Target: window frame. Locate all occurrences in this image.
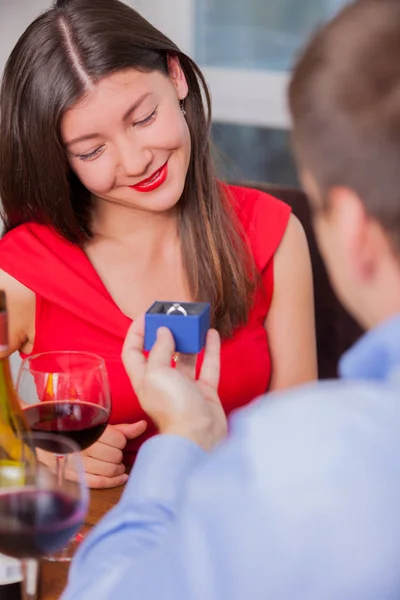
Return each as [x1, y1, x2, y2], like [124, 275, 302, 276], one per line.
[129, 0, 291, 129]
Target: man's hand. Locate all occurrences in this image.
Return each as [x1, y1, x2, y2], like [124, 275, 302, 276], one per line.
[122, 318, 227, 451]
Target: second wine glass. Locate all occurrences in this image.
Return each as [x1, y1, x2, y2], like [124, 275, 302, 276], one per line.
[16, 351, 111, 561]
[0, 432, 88, 600]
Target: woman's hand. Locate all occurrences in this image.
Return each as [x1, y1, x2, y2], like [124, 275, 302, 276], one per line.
[81, 421, 147, 488]
[122, 318, 227, 452]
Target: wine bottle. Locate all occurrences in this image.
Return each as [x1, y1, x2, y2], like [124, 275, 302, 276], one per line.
[0, 290, 33, 600]
[0, 554, 22, 600]
[0, 291, 32, 463]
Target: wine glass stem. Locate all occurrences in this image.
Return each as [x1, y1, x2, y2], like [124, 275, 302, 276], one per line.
[20, 559, 39, 600]
[55, 454, 67, 486]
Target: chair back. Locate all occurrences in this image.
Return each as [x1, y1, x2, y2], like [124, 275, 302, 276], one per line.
[232, 181, 363, 379]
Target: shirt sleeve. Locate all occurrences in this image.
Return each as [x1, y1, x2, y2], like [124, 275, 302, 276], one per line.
[62, 382, 400, 600]
[62, 434, 207, 600]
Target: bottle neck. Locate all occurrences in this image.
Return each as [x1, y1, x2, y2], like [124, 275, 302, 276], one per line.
[0, 309, 17, 417]
[0, 310, 9, 356]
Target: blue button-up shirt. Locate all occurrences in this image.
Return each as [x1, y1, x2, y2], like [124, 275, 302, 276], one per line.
[62, 315, 400, 600]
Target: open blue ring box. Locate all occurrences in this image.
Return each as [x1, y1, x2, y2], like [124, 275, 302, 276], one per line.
[144, 301, 211, 354]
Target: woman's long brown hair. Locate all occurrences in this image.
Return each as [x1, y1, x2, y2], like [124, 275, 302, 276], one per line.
[0, 0, 256, 337]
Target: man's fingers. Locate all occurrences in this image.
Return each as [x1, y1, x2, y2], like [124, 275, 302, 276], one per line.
[175, 353, 197, 379]
[147, 327, 176, 369]
[198, 329, 221, 391]
[122, 315, 147, 389]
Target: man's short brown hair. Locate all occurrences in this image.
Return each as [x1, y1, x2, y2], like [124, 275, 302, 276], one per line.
[289, 0, 400, 246]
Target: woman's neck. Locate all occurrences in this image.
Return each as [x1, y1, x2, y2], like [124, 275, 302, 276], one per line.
[89, 196, 179, 250]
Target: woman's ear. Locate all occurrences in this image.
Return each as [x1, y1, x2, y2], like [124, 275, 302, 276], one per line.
[167, 54, 189, 101]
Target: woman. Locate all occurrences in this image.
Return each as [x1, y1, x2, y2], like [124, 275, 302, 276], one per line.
[0, 0, 317, 488]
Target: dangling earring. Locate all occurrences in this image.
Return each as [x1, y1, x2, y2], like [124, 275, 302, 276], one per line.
[180, 99, 186, 116]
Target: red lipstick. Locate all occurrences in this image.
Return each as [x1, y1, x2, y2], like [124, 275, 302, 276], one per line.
[130, 161, 168, 193]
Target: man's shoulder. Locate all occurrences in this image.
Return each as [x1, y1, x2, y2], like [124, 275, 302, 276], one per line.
[238, 378, 399, 424]
[231, 379, 400, 478]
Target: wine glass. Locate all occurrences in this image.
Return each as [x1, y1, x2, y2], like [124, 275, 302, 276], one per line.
[0, 432, 88, 600]
[16, 351, 111, 560]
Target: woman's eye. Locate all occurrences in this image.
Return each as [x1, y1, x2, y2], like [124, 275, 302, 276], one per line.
[134, 108, 158, 128]
[74, 108, 158, 161]
[77, 146, 104, 162]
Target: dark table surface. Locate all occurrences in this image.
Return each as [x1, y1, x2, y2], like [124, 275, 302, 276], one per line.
[40, 485, 124, 600]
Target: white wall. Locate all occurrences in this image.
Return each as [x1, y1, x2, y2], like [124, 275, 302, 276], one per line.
[0, 1, 51, 76]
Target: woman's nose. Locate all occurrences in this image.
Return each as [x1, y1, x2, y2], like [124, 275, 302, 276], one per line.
[118, 140, 153, 179]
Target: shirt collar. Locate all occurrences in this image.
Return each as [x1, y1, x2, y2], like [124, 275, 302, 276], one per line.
[339, 313, 400, 381]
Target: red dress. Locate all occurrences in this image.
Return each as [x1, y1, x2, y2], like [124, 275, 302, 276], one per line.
[0, 185, 290, 463]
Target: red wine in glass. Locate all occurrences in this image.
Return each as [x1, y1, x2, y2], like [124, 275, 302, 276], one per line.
[0, 432, 88, 599]
[23, 401, 109, 451]
[17, 351, 111, 562]
[0, 489, 85, 558]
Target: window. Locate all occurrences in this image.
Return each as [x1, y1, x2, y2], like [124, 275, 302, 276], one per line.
[131, 0, 348, 184]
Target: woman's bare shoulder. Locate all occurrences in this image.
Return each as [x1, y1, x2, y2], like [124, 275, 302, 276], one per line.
[0, 269, 35, 354]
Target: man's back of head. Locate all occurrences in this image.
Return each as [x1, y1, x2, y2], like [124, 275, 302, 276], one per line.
[289, 0, 400, 330]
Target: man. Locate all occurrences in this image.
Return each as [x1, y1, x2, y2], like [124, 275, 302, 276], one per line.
[62, 1, 400, 598]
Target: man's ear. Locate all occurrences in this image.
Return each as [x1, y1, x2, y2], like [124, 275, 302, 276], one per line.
[329, 186, 378, 280]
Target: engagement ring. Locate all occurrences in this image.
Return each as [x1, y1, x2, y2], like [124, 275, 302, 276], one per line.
[166, 303, 188, 316]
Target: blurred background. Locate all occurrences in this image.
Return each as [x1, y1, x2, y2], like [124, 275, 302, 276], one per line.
[1, 0, 348, 188]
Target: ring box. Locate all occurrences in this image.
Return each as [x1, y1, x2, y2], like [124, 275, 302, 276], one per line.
[144, 301, 211, 354]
